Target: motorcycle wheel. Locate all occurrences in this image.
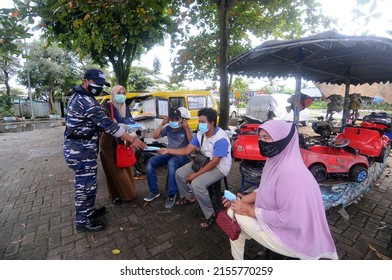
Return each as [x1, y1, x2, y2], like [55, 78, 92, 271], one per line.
[134, 150, 156, 174]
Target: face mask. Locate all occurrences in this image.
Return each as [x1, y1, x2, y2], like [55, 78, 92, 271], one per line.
[258, 124, 296, 157]
[114, 94, 126, 104]
[169, 121, 180, 129]
[198, 123, 209, 134]
[87, 83, 103, 96]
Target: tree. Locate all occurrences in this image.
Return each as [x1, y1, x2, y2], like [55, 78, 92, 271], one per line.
[0, 2, 33, 96]
[32, 0, 177, 87]
[129, 66, 170, 91]
[170, 0, 329, 129]
[17, 40, 79, 113]
[153, 56, 162, 75]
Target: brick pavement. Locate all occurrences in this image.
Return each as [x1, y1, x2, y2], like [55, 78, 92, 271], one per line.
[0, 121, 391, 260]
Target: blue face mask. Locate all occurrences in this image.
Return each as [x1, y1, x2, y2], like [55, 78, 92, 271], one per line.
[198, 123, 209, 134]
[169, 121, 180, 129]
[114, 94, 126, 104]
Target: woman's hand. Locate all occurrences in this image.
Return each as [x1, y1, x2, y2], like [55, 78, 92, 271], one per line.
[230, 199, 255, 217]
[132, 137, 147, 150]
[222, 197, 231, 209]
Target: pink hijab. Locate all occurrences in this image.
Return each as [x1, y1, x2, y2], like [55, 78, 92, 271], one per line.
[110, 85, 126, 118]
[255, 120, 338, 260]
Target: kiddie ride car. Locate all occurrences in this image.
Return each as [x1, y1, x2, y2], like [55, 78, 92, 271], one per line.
[361, 111, 392, 140]
[336, 122, 390, 164]
[233, 121, 372, 210]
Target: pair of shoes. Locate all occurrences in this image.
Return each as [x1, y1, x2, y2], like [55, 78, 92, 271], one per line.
[199, 212, 216, 230]
[76, 221, 105, 232]
[176, 196, 196, 206]
[144, 192, 160, 202]
[92, 206, 106, 218]
[165, 195, 176, 209]
[112, 198, 122, 205]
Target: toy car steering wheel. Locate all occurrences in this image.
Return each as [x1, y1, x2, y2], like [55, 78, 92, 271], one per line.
[330, 138, 350, 148]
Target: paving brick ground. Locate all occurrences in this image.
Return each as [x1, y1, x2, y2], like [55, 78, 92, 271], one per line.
[0, 121, 391, 260]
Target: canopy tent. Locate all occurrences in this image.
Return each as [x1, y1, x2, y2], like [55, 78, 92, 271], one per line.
[315, 82, 392, 104]
[227, 31, 392, 126]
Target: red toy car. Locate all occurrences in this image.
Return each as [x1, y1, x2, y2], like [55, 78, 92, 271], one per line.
[300, 138, 369, 183]
[361, 112, 392, 140]
[336, 125, 390, 163]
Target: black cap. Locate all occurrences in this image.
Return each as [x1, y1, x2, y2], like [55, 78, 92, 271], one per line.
[83, 69, 110, 87]
[169, 108, 181, 118]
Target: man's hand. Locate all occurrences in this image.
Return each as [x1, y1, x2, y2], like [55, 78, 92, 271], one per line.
[158, 148, 169, 155]
[182, 119, 190, 130]
[186, 172, 198, 182]
[162, 116, 169, 125]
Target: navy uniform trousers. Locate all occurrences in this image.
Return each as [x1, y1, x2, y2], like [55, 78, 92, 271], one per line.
[64, 135, 100, 226]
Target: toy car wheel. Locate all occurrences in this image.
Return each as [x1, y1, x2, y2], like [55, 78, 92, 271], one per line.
[375, 147, 387, 163]
[349, 165, 367, 183]
[309, 164, 327, 183]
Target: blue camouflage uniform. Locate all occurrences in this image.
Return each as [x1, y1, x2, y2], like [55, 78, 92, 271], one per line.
[63, 85, 125, 226]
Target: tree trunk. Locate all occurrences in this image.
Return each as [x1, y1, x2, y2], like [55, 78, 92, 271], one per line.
[3, 69, 11, 96]
[217, 0, 231, 130]
[48, 89, 55, 113]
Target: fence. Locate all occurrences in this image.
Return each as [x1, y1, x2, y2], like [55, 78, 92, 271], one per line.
[13, 100, 62, 118]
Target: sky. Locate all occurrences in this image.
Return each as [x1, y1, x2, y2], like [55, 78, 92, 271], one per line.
[2, 0, 391, 89]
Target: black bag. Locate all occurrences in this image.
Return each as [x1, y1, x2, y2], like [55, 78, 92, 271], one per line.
[191, 135, 210, 172]
[192, 153, 210, 172]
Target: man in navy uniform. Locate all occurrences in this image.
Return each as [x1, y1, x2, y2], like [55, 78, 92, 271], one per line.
[64, 69, 146, 232]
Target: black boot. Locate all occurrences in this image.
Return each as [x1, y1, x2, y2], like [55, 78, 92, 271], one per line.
[92, 206, 106, 218]
[76, 221, 105, 232]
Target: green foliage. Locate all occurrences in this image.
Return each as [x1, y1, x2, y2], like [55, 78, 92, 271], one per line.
[32, 0, 176, 87]
[0, 94, 14, 117]
[232, 77, 249, 93]
[309, 100, 327, 109]
[170, 0, 329, 82]
[153, 56, 161, 75]
[128, 66, 155, 91]
[17, 40, 80, 108]
[0, 2, 33, 60]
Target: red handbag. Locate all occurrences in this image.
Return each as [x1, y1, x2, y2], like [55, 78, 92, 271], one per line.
[216, 209, 241, 241]
[116, 143, 136, 168]
[110, 102, 137, 168]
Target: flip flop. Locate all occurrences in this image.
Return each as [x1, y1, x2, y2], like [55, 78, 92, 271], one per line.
[199, 212, 216, 230]
[176, 197, 196, 206]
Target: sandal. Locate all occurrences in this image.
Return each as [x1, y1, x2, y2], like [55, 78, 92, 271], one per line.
[176, 196, 196, 206]
[199, 212, 216, 230]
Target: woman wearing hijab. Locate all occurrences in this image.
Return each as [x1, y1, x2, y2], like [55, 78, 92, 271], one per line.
[99, 85, 138, 205]
[223, 120, 338, 260]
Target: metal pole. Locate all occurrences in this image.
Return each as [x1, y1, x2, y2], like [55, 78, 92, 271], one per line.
[27, 68, 35, 119]
[24, 40, 35, 120]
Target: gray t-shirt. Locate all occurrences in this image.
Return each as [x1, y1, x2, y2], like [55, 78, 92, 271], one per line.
[161, 126, 191, 149]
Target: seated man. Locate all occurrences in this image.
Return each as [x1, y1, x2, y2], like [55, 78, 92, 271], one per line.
[144, 107, 193, 209]
[158, 108, 232, 229]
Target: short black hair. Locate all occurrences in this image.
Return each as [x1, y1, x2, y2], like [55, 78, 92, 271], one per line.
[198, 108, 217, 127]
